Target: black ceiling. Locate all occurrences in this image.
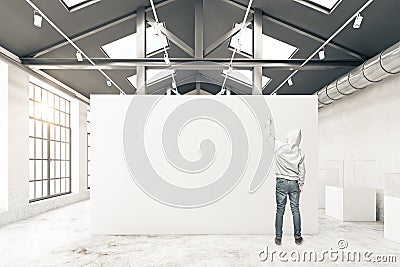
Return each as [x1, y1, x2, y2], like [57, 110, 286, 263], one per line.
[0, 0, 399, 97]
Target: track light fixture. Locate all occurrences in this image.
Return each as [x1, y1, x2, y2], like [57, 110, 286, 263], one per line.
[353, 13, 363, 29]
[106, 80, 112, 87]
[288, 77, 294, 86]
[236, 37, 243, 53]
[33, 10, 42, 28]
[76, 51, 83, 62]
[318, 48, 326, 60]
[171, 79, 177, 89]
[217, 89, 226, 95]
[153, 22, 164, 36]
[227, 64, 233, 74]
[163, 53, 170, 66]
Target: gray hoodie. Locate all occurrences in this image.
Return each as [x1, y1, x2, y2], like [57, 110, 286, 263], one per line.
[268, 128, 306, 189]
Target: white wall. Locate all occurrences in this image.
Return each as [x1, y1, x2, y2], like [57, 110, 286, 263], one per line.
[0, 61, 89, 226]
[0, 60, 8, 211]
[318, 73, 400, 217]
[91, 95, 318, 235]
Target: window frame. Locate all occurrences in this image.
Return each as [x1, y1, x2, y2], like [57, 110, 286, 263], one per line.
[293, 0, 342, 14]
[29, 82, 72, 203]
[100, 26, 170, 60]
[59, 0, 101, 12]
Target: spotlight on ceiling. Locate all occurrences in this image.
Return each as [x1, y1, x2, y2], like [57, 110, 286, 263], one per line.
[172, 79, 177, 89]
[163, 53, 170, 66]
[153, 22, 164, 36]
[318, 48, 326, 60]
[288, 77, 294, 87]
[76, 51, 83, 62]
[106, 80, 112, 87]
[353, 13, 363, 29]
[227, 64, 233, 74]
[33, 10, 42, 28]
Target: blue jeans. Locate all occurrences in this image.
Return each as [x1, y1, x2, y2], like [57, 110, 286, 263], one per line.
[275, 177, 301, 239]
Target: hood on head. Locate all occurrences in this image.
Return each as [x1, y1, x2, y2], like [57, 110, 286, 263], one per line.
[285, 129, 302, 146]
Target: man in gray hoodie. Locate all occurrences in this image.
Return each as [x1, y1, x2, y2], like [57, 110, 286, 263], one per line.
[267, 120, 305, 245]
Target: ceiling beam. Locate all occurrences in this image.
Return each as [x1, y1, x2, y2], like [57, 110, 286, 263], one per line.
[219, 0, 368, 60]
[195, 0, 204, 58]
[146, 17, 195, 57]
[24, 0, 177, 58]
[21, 57, 363, 70]
[204, 14, 253, 57]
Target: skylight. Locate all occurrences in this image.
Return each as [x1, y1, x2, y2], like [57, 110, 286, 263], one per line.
[60, 0, 101, 12]
[127, 69, 175, 89]
[221, 69, 272, 89]
[229, 25, 253, 58]
[101, 28, 169, 58]
[228, 24, 298, 59]
[294, 0, 342, 14]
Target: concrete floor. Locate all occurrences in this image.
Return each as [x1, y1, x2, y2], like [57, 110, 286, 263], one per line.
[0, 201, 399, 266]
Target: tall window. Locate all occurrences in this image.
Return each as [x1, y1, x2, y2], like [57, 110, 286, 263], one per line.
[29, 83, 71, 202]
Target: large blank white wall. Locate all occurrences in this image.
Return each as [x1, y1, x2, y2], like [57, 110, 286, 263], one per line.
[318, 73, 400, 216]
[91, 95, 318, 235]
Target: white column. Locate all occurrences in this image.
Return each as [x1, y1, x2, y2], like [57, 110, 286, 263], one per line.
[252, 9, 263, 95]
[7, 64, 30, 210]
[136, 7, 146, 94]
[0, 60, 9, 211]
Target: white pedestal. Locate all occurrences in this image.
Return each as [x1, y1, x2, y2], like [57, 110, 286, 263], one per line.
[384, 197, 400, 243]
[325, 186, 376, 221]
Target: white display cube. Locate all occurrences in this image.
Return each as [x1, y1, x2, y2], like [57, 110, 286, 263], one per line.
[384, 173, 400, 243]
[325, 185, 376, 221]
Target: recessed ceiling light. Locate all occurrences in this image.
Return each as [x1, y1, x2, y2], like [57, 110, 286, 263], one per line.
[106, 80, 112, 87]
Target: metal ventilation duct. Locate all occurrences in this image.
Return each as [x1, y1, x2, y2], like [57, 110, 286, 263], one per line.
[317, 40, 400, 108]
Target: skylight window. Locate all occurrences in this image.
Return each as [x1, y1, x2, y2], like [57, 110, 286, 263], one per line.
[229, 24, 298, 59]
[229, 25, 253, 58]
[294, 0, 342, 14]
[221, 69, 272, 89]
[127, 69, 175, 89]
[60, 0, 101, 12]
[101, 28, 169, 58]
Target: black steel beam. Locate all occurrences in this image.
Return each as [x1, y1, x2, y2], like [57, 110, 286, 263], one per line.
[21, 57, 363, 70]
